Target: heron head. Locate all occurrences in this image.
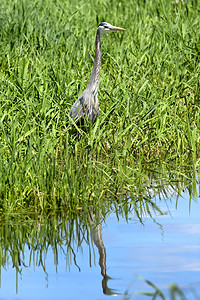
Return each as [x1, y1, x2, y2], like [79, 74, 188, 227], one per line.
[98, 22, 125, 34]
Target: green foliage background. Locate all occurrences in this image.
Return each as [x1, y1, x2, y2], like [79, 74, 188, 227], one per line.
[0, 0, 200, 211]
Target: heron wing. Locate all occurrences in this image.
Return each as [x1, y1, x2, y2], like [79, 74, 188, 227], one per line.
[69, 94, 89, 122]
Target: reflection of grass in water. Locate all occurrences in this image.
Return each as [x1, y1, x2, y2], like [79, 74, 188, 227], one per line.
[124, 276, 198, 300]
[0, 210, 99, 293]
[0, 0, 200, 212]
[0, 182, 198, 295]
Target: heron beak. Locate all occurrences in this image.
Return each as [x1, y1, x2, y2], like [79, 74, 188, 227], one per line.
[110, 25, 126, 31]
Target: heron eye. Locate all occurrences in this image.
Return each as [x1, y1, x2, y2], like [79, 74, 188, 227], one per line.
[104, 25, 108, 29]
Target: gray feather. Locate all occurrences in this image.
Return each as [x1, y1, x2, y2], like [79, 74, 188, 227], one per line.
[69, 88, 99, 122]
[68, 22, 125, 124]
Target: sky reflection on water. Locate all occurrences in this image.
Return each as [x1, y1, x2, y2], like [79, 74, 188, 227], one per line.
[0, 192, 200, 300]
[104, 194, 200, 299]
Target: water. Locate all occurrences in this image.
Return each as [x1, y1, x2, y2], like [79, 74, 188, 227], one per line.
[0, 192, 199, 299]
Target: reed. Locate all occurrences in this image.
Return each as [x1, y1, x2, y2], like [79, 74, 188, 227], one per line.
[0, 0, 200, 210]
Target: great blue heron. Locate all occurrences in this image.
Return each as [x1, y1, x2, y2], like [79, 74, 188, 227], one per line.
[69, 22, 125, 124]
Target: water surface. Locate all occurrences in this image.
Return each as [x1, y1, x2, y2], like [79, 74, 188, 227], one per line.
[0, 191, 199, 300]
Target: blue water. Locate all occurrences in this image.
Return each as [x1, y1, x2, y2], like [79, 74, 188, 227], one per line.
[0, 193, 200, 299]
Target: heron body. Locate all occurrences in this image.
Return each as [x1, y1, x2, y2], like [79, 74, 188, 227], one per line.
[69, 22, 125, 124]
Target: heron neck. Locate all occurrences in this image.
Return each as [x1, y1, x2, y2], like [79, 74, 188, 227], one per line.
[88, 28, 101, 94]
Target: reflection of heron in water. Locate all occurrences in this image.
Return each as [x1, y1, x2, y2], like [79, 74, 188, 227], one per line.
[89, 211, 120, 296]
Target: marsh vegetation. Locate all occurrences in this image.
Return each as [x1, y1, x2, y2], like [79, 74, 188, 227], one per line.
[0, 169, 199, 299]
[0, 0, 200, 298]
[1, 0, 200, 212]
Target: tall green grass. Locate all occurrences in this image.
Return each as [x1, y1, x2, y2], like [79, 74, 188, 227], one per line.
[0, 0, 200, 210]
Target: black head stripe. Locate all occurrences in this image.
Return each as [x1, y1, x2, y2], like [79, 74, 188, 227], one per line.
[98, 22, 107, 27]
